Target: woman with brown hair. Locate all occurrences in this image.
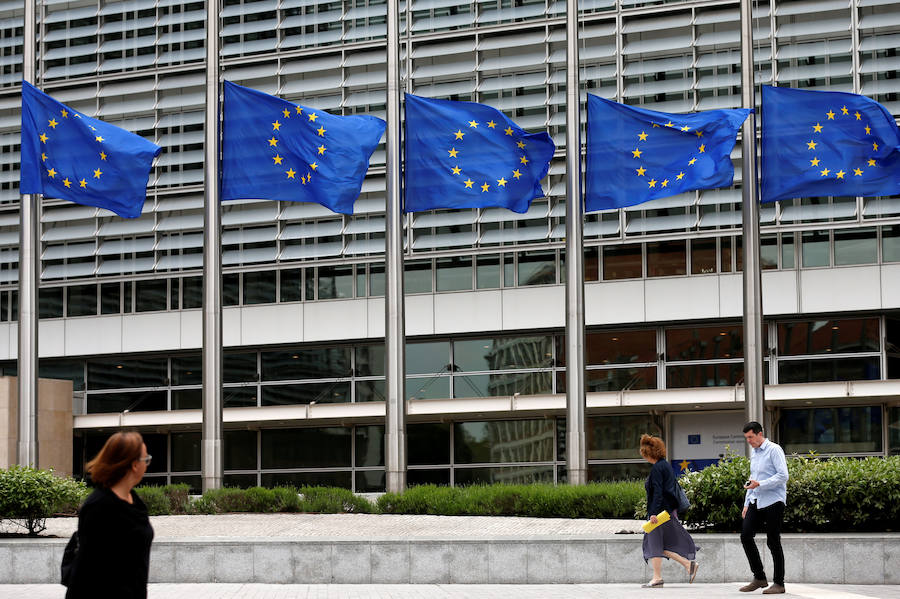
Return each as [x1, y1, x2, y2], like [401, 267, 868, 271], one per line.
[639, 433, 698, 588]
[65, 431, 154, 599]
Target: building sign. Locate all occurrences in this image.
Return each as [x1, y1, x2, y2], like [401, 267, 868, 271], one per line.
[670, 412, 746, 474]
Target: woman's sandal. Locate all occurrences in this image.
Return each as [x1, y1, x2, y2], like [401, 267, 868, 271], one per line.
[689, 561, 700, 583]
[641, 579, 664, 588]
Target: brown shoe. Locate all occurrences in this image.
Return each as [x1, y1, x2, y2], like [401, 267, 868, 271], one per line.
[762, 584, 785, 594]
[739, 579, 769, 592]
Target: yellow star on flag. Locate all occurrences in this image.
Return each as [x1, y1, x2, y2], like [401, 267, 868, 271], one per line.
[813, 123, 823, 133]
[282, 109, 291, 118]
[481, 182, 489, 192]
[664, 122, 674, 127]
[695, 130, 703, 137]
[841, 106, 849, 115]
[826, 110, 835, 120]
[676, 172, 684, 180]
[272, 121, 281, 130]
[309, 162, 318, 170]
[873, 142, 879, 151]
[698, 144, 706, 153]
[451, 166, 461, 175]
[60, 109, 68, 118]
[519, 156, 529, 165]
[855, 111, 861, 120]
[636, 166, 646, 176]
[638, 131, 648, 141]
[79, 179, 87, 188]
[317, 126, 326, 136]
[688, 158, 697, 166]
[516, 141, 526, 149]
[810, 157, 820, 166]
[836, 170, 845, 179]
[93, 168, 102, 178]
[47, 167, 57, 178]
[39, 133, 48, 143]
[648, 179, 657, 188]
[448, 148, 459, 158]
[273, 155, 283, 165]
[95, 135, 104, 143]
[286, 168, 296, 179]
[853, 168, 863, 176]
[63, 178, 71, 188]
[497, 177, 507, 187]
[454, 130, 465, 140]
[512, 169, 522, 179]
[632, 148, 642, 158]
[317, 145, 326, 155]
[865, 125, 871, 135]
[679, 460, 690, 472]
[807, 140, 817, 150]
[308, 113, 318, 122]
[295, 106, 303, 115]
[268, 137, 279, 147]
[48, 118, 58, 129]
[464, 179, 474, 188]
[487, 120, 496, 129]
[468, 120, 478, 128]
[680, 125, 690, 132]
[100, 152, 107, 161]
[504, 127, 513, 136]
[41, 153, 47, 162]
[661, 179, 669, 187]
[820, 168, 830, 177]
[868, 159, 876, 167]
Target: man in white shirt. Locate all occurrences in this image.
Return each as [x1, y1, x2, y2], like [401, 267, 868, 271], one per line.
[739, 421, 789, 595]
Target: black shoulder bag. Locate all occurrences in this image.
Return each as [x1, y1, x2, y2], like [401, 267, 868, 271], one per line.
[61, 531, 79, 587]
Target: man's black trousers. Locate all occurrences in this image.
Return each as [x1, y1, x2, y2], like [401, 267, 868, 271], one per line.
[741, 501, 785, 586]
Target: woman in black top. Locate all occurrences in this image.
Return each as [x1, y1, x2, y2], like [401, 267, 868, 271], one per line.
[640, 434, 698, 588]
[66, 431, 155, 599]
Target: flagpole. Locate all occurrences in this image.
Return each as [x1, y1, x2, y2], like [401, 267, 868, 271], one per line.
[564, 0, 587, 486]
[201, 0, 224, 492]
[17, 0, 39, 468]
[739, 0, 765, 432]
[384, 0, 407, 493]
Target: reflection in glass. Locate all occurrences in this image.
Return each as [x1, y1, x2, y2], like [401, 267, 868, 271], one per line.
[647, 240, 686, 277]
[39, 287, 64, 319]
[436, 256, 472, 291]
[760, 235, 778, 270]
[224, 473, 258, 489]
[39, 360, 85, 391]
[355, 425, 384, 467]
[261, 382, 351, 405]
[889, 407, 900, 455]
[476, 254, 501, 289]
[780, 406, 882, 454]
[261, 348, 351, 380]
[883, 225, 900, 263]
[777, 357, 879, 383]
[408, 469, 450, 486]
[356, 470, 385, 492]
[455, 465, 554, 485]
[408, 423, 451, 465]
[455, 336, 552, 372]
[224, 386, 258, 408]
[454, 419, 555, 464]
[261, 471, 352, 489]
[87, 358, 168, 390]
[406, 376, 450, 400]
[67, 284, 97, 317]
[356, 380, 386, 402]
[834, 228, 877, 266]
[224, 353, 258, 383]
[171, 432, 201, 472]
[369, 263, 385, 296]
[518, 250, 556, 286]
[406, 341, 449, 375]
[585, 247, 600, 281]
[454, 372, 552, 397]
[223, 273, 240, 306]
[87, 391, 167, 413]
[666, 325, 743, 361]
[782, 233, 795, 269]
[802, 231, 830, 267]
[581, 367, 656, 392]
[280, 269, 302, 302]
[691, 238, 717, 274]
[587, 415, 656, 460]
[318, 265, 353, 299]
[580, 330, 656, 365]
[261, 427, 352, 469]
[720, 236, 733, 273]
[777, 318, 879, 356]
[101, 282, 121, 314]
[666, 363, 744, 388]
[172, 389, 201, 410]
[589, 462, 652, 482]
[243, 270, 277, 304]
[171, 355, 202, 386]
[405, 260, 432, 293]
[182, 276, 202, 308]
[603, 244, 642, 280]
[356, 344, 385, 376]
[135, 279, 167, 312]
[170, 475, 201, 495]
[225, 430, 258, 470]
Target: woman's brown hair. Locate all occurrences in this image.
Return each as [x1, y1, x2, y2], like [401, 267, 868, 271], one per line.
[86, 431, 144, 487]
[639, 434, 666, 461]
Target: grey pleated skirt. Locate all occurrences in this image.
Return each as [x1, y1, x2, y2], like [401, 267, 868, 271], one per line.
[642, 510, 698, 562]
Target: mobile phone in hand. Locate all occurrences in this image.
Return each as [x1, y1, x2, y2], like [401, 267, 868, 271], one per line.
[743, 480, 752, 488]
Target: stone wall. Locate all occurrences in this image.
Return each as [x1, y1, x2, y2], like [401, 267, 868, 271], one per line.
[0, 376, 73, 477]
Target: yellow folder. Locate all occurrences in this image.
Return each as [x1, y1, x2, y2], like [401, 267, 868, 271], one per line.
[641, 510, 671, 533]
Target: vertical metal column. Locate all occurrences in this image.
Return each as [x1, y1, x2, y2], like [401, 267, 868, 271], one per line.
[17, 0, 39, 468]
[201, 0, 223, 492]
[740, 0, 765, 429]
[384, 0, 407, 493]
[564, 0, 587, 486]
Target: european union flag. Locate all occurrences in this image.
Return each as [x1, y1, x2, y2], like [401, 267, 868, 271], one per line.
[19, 81, 161, 219]
[585, 95, 751, 212]
[404, 94, 555, 213]
[222, 81, 385, 215]
[761, 86, 900, 203]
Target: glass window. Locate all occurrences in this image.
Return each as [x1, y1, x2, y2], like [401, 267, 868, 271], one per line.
[454, 419, 555, 464]
[143, 433, 168, 474]
[262, 347, 351, 380]
[406, 376, 450, 400]
[666, 363, 744, 388]
[647, 240, 686, 277]
[603, 244, 642, 280]
[224, 430, 257, 470]
[261, 382, 351, 405]
[224, 353, 258, 383]
[261, 471, 352, 489]
[171, 432, 201, 472]
[518, 251, 556, 286]
[581, 367, 656, 392]
[834, 228, 877, 266]
[666, 325, 743, 361]
[404, 260, 432, 293]
[777, 318, 879, 356]
[691, 238, 716, 274]
[224, 473, 258, 489]
[182, 276, 202, 309]
[760, 235, 778, 270]
[123, 282, 133, 313]
[224, 386, 258, 408]
[0, 291, 8, 322]
[355, 344, 384, 376]
[720, 237, 733, 273]
[575, 330, 657, 366]
[476, 254, 501, 289]
[802, 231, 830, 267]
[261, 427, 352, 469]
[39, 287, 64, 319]
[780, 406, 882, 454]
[408, 469, 450, 486]
[39, 359, 85, 391]
[369, 263, 385, 296]
[454, 336, 552, 372]
[586, 414, 656, 460]
[356, 470, 385, 492]
[135, 279, 167, 312]
[280, 268, 302, 302]
[436, 256, 472, 292]
[356, 380, 385, 402]
[889, 407, 900, 456]
[406, 341, 449, 375]
[171, 355, 202, 386]
[318, 265, 353, 299]
[67, 284, 97, 317]
[305, 269, 316, 300]
[355, 425, 384, 467]
[782, 233, 796, 269]
[87, 358, 168, 390]
[243, 270, 277, 304]
[223, 273, 240, 306]
[778, 357, 880, 383]
[86, 391, 167, 413]
[588, 462, 651, 482]
[455, 465, 554, 485]
[408, 423, 451, 465]
[883, 226, 900, 263]
[170, 280, 179, 310]
[172, 389, 201, 410]
[503, 254, 514, 286]
[454, 372, 551, 397]
[585, 247, 600, 281]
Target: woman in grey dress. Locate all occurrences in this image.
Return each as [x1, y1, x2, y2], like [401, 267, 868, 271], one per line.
[639, 434, 699, 588]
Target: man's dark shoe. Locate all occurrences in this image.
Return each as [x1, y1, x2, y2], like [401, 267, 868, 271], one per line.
[762, 584, 785, 594]
[739, 579, 769, 592]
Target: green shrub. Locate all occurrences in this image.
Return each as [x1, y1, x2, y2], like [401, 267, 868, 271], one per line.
[135, 485, 171, 515]
[299, 486, 373, 513]
[681, 452, 900, 532]
[0, 466, 88, 535]
[187, 486, 372, 514]
[376, 482, 644, 519]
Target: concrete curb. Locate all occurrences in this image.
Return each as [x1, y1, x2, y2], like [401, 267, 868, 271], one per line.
[1, 534, 897, 585]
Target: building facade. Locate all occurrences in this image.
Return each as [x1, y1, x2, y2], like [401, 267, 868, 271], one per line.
[0, 0, 898, 492]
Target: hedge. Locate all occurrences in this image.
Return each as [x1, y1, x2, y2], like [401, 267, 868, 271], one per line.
[0, 466, 88, 535]
[377, 482, 644, 519]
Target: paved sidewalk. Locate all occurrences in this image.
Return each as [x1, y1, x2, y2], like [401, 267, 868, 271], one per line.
[41, 513, 645, 539]
[1, 583, 898, 599]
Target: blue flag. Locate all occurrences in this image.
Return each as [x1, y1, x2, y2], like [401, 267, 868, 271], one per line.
[404, 94, 555, 213]
[761, 86, 900, 203]
[222, 81, 385, 215]
[19, 81, 161, 219]
[585, 94, 751, 212]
